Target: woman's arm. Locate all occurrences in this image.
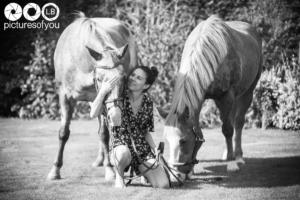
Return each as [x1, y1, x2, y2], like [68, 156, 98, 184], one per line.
[145, 131, 156, 151]
[89, 90, 107, 118]
[90, 76, 120, 118]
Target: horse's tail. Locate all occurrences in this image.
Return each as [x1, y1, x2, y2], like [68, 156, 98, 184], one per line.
[171, 15, 233, 117]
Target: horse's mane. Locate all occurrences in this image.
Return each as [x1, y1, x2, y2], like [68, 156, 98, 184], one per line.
[166, 15, 233, 125]
[69, 12, 117, 61]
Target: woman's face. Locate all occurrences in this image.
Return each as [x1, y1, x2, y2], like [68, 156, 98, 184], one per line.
[128, 68, 150, 92]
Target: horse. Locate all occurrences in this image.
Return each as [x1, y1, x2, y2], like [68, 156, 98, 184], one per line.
[161, 15, 262, 182]
[47, 12, 137, 181]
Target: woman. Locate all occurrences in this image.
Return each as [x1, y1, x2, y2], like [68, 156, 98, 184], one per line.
[91, 66, 170, 188]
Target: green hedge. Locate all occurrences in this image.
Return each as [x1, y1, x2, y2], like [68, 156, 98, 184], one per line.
[2, 0, 300, 130]
[249, 56, 300, 130]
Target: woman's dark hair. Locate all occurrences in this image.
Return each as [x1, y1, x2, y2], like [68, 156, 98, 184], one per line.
[128, 66, 159, 91]
[139, 66, 158, 85]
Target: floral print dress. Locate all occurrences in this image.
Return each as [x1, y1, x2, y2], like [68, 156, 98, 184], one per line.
[111, 90, 155, 174]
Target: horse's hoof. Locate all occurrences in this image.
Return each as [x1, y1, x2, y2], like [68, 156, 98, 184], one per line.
[105, 166, 115, 181]
[227, 161, 240, 172]
[236, 157, 245, 165]
[47, 166, 61, 180]
[198, 166, 212, 174]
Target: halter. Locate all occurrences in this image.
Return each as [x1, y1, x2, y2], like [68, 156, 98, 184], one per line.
[170, 127, 205, 168]
[157, 126, 205, 187]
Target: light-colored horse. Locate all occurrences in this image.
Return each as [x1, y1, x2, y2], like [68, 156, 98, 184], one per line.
[162, 15, 262, 181]
[47, 13, 137, 180]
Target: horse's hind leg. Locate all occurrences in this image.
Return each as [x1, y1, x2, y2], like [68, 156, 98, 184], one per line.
[47, 88, 75, 180]
[234, 90, 254, 165]
[93, 115, 115, 181]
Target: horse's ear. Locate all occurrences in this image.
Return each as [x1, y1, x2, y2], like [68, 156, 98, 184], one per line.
[117, 44, 128, 58]
[155, 106, 169, 122]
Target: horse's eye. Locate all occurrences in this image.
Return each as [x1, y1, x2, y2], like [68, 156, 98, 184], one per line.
[86, 46, 103, 60]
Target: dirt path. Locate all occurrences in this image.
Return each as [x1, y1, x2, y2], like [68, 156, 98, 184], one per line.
[0, 118, 299, 200]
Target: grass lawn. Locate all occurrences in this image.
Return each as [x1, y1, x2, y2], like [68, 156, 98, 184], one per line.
[0, 118, 299, 200]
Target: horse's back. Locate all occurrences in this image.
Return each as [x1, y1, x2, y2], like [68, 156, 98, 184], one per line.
[227, 21, 262, 94]
[227, 21, 262, 51]
[207, 20, 262, 99]
[91, 18, 131, 41]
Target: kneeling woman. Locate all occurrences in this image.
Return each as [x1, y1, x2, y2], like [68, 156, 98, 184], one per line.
[111, 66, 170, 188]
[90, 66, 170, 188]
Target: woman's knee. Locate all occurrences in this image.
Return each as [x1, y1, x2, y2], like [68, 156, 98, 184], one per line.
[112, 145, 131, 167]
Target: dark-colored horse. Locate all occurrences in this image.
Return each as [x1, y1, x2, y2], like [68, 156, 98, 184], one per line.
[47, 13, 137, 180]
[162, 15, 262, 181]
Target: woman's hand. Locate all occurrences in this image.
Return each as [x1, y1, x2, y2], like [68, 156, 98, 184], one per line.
[90, 76, 120, 118]
[99, 76, 120, 96]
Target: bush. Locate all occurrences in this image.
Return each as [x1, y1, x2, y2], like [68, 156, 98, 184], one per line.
[116, 0, 199, 107]
[11, 35, 92, 119]
[199, 100, 221, 128]
[248, 55, 300, 130]
[11, 35, 59, 119]
[3, 0, 299, 131]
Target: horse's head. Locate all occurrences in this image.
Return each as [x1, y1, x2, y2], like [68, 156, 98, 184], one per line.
[160, 107, 204, 182]
[86, 40, 129, 123]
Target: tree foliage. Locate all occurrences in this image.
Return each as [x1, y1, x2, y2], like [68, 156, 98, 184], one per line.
[1, 0, 299, 129]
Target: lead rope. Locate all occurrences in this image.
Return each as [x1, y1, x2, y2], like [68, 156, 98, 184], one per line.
[110, 126, 160, 186]
[124, 133, 159, 186]
[155, 142, 183, 187]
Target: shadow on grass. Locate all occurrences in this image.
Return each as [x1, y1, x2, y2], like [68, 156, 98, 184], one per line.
[191, 156, 300, 188]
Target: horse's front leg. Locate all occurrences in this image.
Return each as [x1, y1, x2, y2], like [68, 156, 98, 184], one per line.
[92, 116, 105, 167]
[215, 92, 240, 172]
[94, 115, 115, 181]
[47, 90, 75, 180]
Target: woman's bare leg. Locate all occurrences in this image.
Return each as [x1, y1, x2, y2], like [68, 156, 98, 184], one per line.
[111, 145, 131, 188]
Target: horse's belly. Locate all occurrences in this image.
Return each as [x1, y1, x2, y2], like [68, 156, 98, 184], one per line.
[205, 55, 241, 99]
[62, 69, 97, 101]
